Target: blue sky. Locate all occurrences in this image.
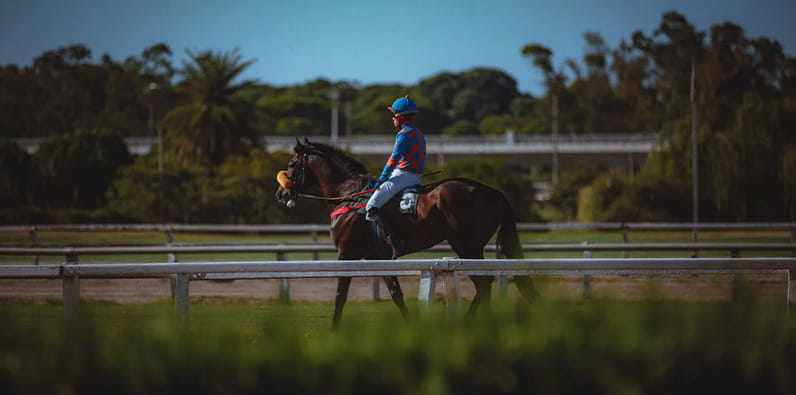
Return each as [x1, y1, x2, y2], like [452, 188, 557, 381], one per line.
[1, 0, 794, 95]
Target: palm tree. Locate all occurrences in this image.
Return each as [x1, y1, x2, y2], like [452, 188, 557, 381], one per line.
[521, 43, 566, 185]
[161, 48, 256, 169]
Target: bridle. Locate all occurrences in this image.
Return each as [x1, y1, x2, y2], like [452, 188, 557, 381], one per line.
[285, 150, 376, 203]
[289, 152, 309, 190]
[283, 146, 439, 203]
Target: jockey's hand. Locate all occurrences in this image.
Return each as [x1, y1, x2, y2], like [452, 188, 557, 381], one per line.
[365, 178, 377, 189]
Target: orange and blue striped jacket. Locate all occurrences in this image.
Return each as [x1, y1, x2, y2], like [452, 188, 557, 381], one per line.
[378, 124, 426, 182]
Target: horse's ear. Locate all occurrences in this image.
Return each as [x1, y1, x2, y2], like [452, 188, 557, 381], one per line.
[304, 137, 311, 145]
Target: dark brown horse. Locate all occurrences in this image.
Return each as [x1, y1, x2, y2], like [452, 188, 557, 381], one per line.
[276, 139, 538, 327]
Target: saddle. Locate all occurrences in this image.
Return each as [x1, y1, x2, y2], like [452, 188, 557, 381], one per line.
[330, 184, 420, 219]
[362, 185, 420, 215]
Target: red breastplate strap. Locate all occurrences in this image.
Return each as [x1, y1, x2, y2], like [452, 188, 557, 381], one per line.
[329, 202, 367, 218]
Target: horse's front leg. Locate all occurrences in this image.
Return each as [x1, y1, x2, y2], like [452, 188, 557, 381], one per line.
[382, 276, 408, 318]
[332, 276, 352, 330]
[332, 250, 359, 330]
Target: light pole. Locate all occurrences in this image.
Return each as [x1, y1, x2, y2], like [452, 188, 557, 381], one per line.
[551, 92, 559, 186]
[690, 58, 699, 248]
[144, 82, 165, 220]
[328, 87, 340, 144]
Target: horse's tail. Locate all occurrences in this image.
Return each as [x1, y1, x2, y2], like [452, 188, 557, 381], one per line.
[496, 193, 524, 259]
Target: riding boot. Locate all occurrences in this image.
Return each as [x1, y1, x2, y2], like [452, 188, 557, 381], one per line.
[365, 207, 380, 222]
[378, 214, 405, 259]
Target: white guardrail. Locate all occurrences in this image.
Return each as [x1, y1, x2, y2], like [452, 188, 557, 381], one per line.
[3, 257, 796, 326]
[1, 222, 795, 326]
[2, 222, 795, 233]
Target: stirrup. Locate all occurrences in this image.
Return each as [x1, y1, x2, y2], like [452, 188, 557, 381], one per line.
[365, 208, 380, 222]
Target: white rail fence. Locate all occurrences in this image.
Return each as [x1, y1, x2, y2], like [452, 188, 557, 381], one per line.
[2, 222, 795, 235]
[2, 257, 796, 326]
[2, 239, 795, 306]
[2, 223, 795, 326]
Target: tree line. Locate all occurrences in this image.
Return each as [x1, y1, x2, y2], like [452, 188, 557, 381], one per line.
[0, 11, 794, 223]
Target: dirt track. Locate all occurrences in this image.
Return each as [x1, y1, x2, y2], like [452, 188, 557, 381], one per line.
[0, 273, 787, 304]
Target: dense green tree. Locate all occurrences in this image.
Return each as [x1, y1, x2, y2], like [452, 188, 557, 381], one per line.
[106, 153, 207, 222]
[205, 148, 326, 223]
[34, 128, 132, 208]
[441, 119, 479, 136]
[0, 138, 33, 206]
[256, 94, 329, 136]
[418, 68, 519, 122]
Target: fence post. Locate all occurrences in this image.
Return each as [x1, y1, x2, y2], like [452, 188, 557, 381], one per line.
[621, 224, 630, 258]
[788, 270, 796, 313]
[29, 225, 39, 265]
[790, 226, 796, 258]
[277, 252, 290, 303]
[166, 228, 178, 298]
[174, 273, 189, 329]
[445, 256, 462, 308]
[371, 277, 381, 301]
[497, 276, 508, 298]
[63, 249, 79, 321]
[582, 241, 592, 299]
[311, 230, 320, 261]
[417, 270, 437, 309]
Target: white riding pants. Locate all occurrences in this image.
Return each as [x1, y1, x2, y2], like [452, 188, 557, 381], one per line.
[366, 169, 421, 211]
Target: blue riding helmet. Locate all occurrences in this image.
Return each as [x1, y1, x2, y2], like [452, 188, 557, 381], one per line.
[388, 95, 418, 116]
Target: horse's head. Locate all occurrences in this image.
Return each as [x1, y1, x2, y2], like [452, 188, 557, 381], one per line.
[276, 138, 370, 208]
[275, 138, 321, 208]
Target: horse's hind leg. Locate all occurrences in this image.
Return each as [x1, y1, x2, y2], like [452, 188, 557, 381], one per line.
[514, 275, 541, 303]
[332, 276, 352, 330]
[449, 243, 494, 316]
[382, 276, 408, 318]
[467, 275, 494, 316]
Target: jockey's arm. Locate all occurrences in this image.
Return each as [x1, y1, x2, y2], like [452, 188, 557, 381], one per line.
[377, 131, 411, 184]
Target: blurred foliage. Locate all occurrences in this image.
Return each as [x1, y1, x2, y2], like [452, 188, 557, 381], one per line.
[1, 299, 795, 394]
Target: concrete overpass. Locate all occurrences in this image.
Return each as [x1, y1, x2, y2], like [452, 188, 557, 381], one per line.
[15, 132, 659, 166]
[264, 132, 658, 167]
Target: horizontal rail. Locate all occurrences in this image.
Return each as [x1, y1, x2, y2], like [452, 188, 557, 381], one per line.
[2, 222, 795, 234]
[0, 242, 793, 256]
[6, 257, 796, 325]
[4, 258, 796, 279]
[0, 223, 330, 233]
[515, 222, 796, 231]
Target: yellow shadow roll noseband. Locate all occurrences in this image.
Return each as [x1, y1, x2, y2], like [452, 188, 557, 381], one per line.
[276, 170, 292, 189]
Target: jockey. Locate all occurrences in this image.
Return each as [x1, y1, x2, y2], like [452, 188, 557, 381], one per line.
[365, 95, 426, 222]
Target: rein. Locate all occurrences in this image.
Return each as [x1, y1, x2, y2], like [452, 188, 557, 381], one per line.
[296, 188, 376, 202]
[293, 169, 443, 202]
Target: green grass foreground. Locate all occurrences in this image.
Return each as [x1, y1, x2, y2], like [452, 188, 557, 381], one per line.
[2, 298, 796, 394]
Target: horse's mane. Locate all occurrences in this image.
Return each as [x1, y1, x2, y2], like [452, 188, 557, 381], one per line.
[296, 141, 370, 180]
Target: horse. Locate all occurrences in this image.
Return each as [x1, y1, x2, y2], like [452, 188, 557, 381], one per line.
[275, 138, 539, 328]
